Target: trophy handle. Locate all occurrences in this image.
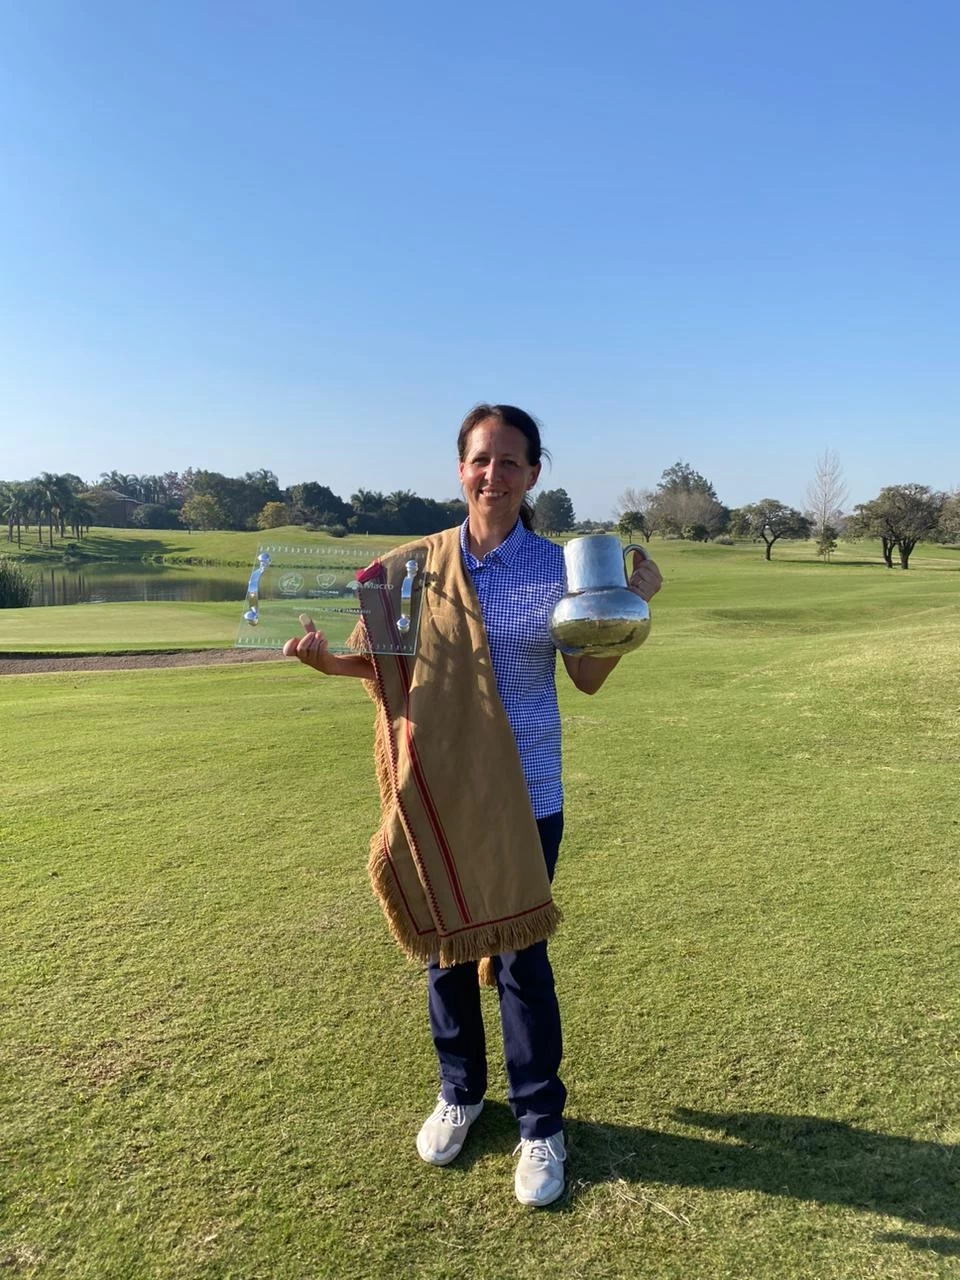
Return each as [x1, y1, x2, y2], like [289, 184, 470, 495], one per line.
[397, 560, 418, 633]
[621, 543, 646, 581]
[242, 552, 271, 625]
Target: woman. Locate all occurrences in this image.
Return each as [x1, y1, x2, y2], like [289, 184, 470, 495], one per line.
[285, 404, 662, 1206]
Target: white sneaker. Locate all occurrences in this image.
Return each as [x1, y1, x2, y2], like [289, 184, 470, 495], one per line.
[514, 1132, 567, 1206]
[416, 1094, 484, 1166]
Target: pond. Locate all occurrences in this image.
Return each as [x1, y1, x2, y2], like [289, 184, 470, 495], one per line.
[29, 564, 250, 607]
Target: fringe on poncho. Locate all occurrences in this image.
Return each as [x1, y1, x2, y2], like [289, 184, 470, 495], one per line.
[350, 525, 560, 970]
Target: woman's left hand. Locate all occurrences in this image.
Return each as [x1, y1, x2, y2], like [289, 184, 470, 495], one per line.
[628, 548, 663, 601]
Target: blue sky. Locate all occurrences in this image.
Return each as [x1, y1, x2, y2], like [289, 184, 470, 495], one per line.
[2, 0, 958, 520]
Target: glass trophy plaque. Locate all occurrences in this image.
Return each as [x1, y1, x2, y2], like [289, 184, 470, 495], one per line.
[235, 543, 423, 655]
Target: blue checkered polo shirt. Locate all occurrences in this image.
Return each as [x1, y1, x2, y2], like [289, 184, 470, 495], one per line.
[460, 519, 566, 819]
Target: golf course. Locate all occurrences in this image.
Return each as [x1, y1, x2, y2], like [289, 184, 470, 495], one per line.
[3, 532, 958, 1279]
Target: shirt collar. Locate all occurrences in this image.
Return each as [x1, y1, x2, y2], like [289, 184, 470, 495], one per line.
[459, 517, 529, 568]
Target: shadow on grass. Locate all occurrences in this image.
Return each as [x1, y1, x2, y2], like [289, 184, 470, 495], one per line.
[77, 534, 195, 561]
[877, 1233, 960, 1256]
[775, 550, 960, 571]
[779, 557, 890, 569]
[563, 1108, 958, 1254]
[454, 1104, 959, 1254]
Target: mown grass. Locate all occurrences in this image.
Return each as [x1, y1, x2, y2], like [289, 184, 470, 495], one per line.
[2, 526, 398, 566]
[0, 602, 239, 654]
[2, 536, 958, 656]
[2, 545, 959, 1278]
[4, 522, 957, 569]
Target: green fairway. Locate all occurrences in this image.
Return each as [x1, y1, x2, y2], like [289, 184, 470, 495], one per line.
[2, 535, 958, 656]
[2, 525, 404, 566]
[3, 541, 959, 1278]
[0, 601, 240, 654]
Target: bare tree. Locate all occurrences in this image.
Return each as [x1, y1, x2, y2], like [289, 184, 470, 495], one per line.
[613, 486, 654, 521]
[647, 462, 729, 538]
[806, 449, 848, 539]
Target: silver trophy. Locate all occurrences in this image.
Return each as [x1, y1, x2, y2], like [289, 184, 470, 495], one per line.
[236, 544, 423, 655]
[550, 535, 651, 657]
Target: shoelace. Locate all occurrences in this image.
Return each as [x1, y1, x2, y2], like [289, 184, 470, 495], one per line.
[435, 1101, 470, 1126]
[514, 1137, 565, 1165]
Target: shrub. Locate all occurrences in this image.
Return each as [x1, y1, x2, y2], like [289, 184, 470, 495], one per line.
[0, 558, 34, 608]
[326, 525, 349, 538]
[256, 501, 291, 530]
[817, 525, 839, 562]
[682, 523, 710, 542]
[712, 535, 735, 545]
[132, 503, 182, 530]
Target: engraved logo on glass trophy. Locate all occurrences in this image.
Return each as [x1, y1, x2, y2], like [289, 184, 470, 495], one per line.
[236, 543, 423, 656]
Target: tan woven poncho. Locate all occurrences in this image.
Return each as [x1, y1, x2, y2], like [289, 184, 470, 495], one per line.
[351, 525, 560, 969]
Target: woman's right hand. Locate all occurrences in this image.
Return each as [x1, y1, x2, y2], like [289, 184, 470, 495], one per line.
[283, 615, 340, 674]
[283, 614, 376, 680]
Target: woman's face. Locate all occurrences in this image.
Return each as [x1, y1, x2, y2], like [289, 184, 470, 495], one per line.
[459, 417, 541, 525]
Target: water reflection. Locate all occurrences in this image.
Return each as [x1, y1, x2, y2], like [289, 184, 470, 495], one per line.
[30, 565, 249, 607]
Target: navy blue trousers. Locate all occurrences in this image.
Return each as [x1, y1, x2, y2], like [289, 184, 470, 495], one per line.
[427, 811, 565, 1140]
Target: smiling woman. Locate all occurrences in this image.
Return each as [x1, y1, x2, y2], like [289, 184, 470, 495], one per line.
[282, 400, 662, 1208]
[456, 403, 546, 551]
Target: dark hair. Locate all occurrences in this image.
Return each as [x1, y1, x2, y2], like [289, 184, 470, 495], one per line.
[457, 403, 550, 530]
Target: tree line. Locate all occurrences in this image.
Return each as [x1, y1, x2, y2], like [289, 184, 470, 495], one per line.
[0, 469, 468, 547]
[3, 456, 959, 569]
[614, 455, 960, 569]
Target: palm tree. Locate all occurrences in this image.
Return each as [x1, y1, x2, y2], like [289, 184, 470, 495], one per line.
[64, 493, 95, 540]
[100, 470, 123, 492]
[34, 473, 71, 547]
[97, 472, 140, 525]
[34, 474, 57, 547]
[0, 483, 12, 543]
[385, 489, 417, 508]
[138, 474, 164, 504]
[23, 480, 45, 545]
[55, 474, 84, 537]
[1, 482, 30, 547]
